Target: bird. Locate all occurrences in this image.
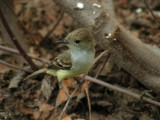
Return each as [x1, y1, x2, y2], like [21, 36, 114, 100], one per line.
[24, 28, 95, 102]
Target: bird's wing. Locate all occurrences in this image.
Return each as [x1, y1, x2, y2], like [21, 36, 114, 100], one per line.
[48, 50, 72, 70]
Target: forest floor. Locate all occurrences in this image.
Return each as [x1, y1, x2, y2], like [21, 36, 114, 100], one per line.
[0, 0, 160, 120]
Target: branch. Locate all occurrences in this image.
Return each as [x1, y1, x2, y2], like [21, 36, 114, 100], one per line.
[53, 0, 160, 93]
[144, 0, 160, 24]
[0, 60, 32, 72]
[0, 7, 38, 71]
[0, 45, 50, 64]
[80, 75, 160, 107]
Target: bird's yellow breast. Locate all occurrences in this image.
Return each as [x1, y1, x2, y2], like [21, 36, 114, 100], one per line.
[56, 64, 91, 82]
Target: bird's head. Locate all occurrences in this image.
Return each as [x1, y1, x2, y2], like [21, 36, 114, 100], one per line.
[57, 28, 94, 51]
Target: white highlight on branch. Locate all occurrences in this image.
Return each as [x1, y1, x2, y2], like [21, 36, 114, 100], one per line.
[93, 3, 101, 8]
[77, 2, 84, 9]
[105, 33, 112, 39]
[136, 8, 143, 13]
[113, 38, 117, 41]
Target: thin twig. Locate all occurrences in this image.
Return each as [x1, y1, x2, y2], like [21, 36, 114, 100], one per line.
[0, 60, 32, 72]
[0, 45, 50, 64]
[144, 0, 160, 24]
[95, 52, 110, 78]
[0, 7, 38, 71]
[79, 75, 160, 107]
[85, 52, 110, 120]
[85, 81, 91, 120]
[60, 74, 87, 120]
[43, 11, 64, 40]
[93, 50, 108, 65]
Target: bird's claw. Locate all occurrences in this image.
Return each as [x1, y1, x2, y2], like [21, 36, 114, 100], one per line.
[66, 95, 72, 103]
[74, 77, 82, 87]
[77, 80, 82, 87]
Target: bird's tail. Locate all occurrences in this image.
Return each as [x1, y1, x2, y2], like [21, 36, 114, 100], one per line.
[24, 68, 48, 80]
[46, 69, 57, 76]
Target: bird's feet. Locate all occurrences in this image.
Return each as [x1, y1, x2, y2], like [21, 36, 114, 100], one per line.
[74, 77, 82, 87]
[59, 82, 72, 103]
[66, 94, 72, 103]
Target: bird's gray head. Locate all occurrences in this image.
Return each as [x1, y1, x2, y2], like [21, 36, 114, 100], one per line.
[64, 28, 94, 51]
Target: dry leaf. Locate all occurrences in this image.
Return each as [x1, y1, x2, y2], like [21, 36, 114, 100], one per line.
[75, 119, 85, 120]
[139, 114, 154, 120]
[19, 104, 33, 115]
[62, 116, 72, 120]
[8, 71, 25, 89]
[39, 103, 54, 112]
[0, 64, 10, 73]
[41, 76, 53, 100]
[32, 103, 54, 120]
[91, 112, 109, 120]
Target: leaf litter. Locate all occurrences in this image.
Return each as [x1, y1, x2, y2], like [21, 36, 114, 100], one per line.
[0, 0, 160, 119]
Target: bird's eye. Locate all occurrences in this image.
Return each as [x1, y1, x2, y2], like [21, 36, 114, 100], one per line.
[75, 40, 81, 43]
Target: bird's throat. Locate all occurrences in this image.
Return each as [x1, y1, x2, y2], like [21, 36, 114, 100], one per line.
[71, 48, 94, 73]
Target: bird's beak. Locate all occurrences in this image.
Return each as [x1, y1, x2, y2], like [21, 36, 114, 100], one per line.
[56, 39, 69, 44]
